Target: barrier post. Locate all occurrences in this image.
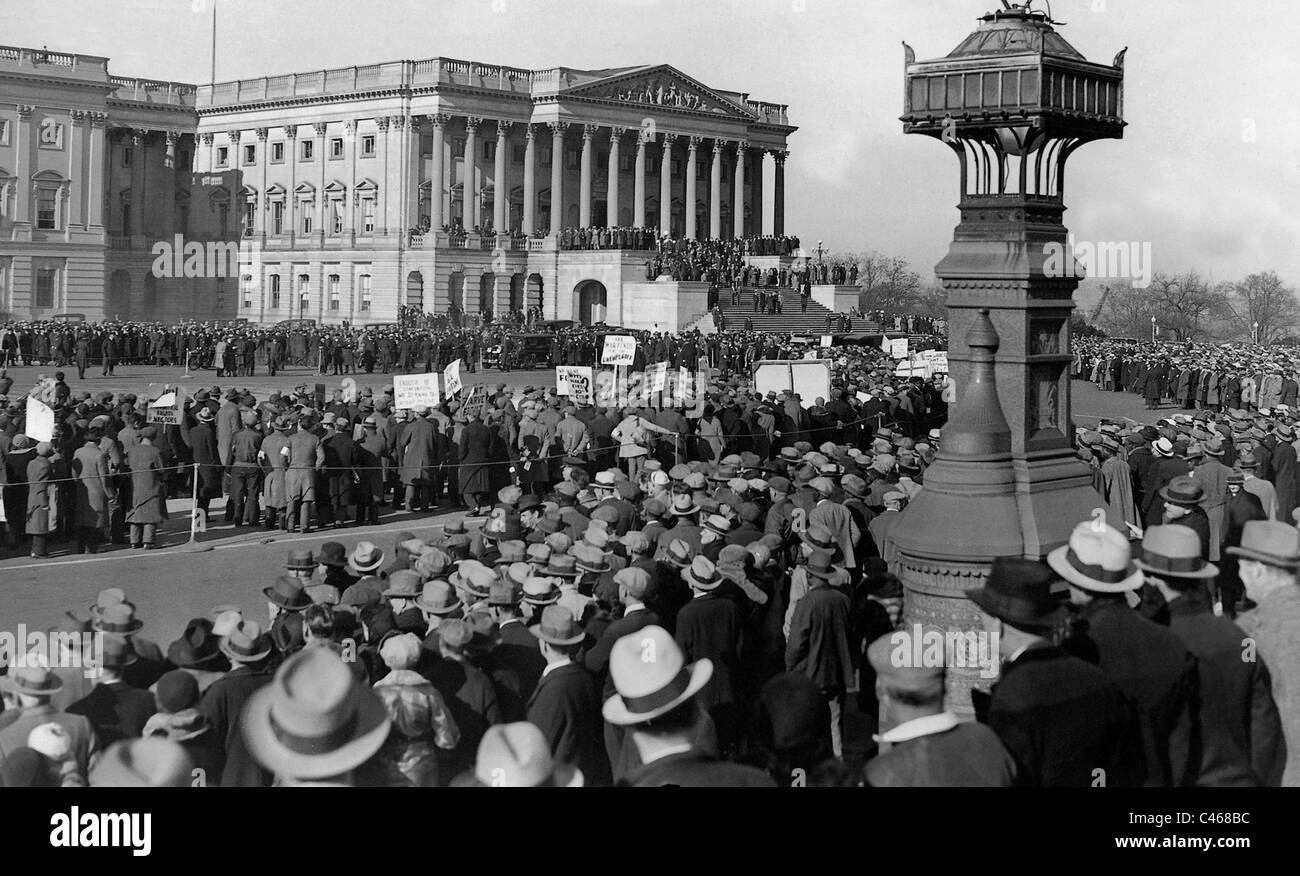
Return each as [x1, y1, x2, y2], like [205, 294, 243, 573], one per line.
[182, 462, 213, 553]
[182, 350, 194, 380]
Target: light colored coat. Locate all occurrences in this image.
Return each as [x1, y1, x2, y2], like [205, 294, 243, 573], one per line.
[1238, 586, 1300, 786]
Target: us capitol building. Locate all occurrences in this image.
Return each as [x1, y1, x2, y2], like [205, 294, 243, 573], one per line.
[0, 44, 800, 329]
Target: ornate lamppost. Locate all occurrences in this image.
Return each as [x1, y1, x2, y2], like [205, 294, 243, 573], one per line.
[894, 1, 1127, 713]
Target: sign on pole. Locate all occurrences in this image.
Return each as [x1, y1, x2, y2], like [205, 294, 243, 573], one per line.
[555, 366, 593, 403]
[444, 359, 464, 397]
[646, 361, 668, 394]
[600, 334, 636, 366]
[393, 373, 441, 409]
[147, 391, 182, 426]
[460, 384, 488, 420]
[888, 337, 910, 360]
[25, 398, 55, 443]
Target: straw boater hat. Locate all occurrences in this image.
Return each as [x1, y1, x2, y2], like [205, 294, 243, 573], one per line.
[1226, 520, 1300, 569]
[347, 542, 385, 576]
[530, 604, 586, 647]
[242, 648, 391, 780]
[220, 620, 273, 664]
[602, 625, 713, 726]
[1046, 511, 1143, 593]
[1134, 525, 1219, 580]
[469, 722, 583, 788]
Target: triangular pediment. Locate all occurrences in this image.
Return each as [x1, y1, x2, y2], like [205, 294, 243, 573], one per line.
[562, 65, 757, 120]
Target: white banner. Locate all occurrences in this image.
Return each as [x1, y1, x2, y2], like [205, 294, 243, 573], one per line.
[26, 397, 55, 443]
[600, 334, 636, 366]
[393, 373, 441, 410]
[555, 365, 592, 401]
[820, 335, 833, 348]
[888, 337, 910, 360]
[444, 359, 464, 397]
[920, 350, 949, 373]
[647, 361, 667, 394]
[147, 390, 182, 426]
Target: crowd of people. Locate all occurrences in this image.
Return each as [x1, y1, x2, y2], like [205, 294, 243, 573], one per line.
[0, 337, 970, 786]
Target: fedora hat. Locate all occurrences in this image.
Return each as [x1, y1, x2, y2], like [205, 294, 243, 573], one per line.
[602, 625, 713, 726]
[663, 538, 693, 568]
[668, 493, 701, 517]
[803, 548, 838, 581]
[194, 406, 214, 423]
[1159, 475, 1204, 507]
[166, 619, 223, 668]
[523, 577, 562, 606]
[489, 578, 522, 606]
[90, 739, 195, 788]
[1134, 525, 1219, 580]
[347, 541, 385, 575]
[383, 569, 423, 599]
[264, 575, 312, 611]
[542, 554, 580, 578]
[92, 603, 143, 635]
[1046, 512, 1143, 593]
[681, 556, 722, 591]
[702, 514, 732, 536]
[530, 605, 586, 646]
[1227, 520, 1300, 569]
[415, 580, 463, 616]
[1153, 437, 1174, 457]
[1, 664, 64, 698]
[220, 620, 273, 663]
[285, 548, 317, 572]
[317, 541, 347, 568]
[98, 635, 139, 669]
[471, 722, 583, 787]
[242, 648, 391, 780]
[450, 560, 496, 599]
[966, 557, 1067, 629]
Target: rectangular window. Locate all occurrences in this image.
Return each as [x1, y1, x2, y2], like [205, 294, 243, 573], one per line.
[512, 144, 526, 164]
[483, 140, 496, 161]
[672, 158, 681, 178]
[243, 144, 256, 165]
[301, 209, 313, 234]
[216, 146, 229, 167]
[328, 274, 340, 311]
[36, 189, 57, 230]
[271, 142, 284, 163]
[619, 153, 633, 172]
[241, 274, 254, 309]
[297, 274, 310, 313]
[330, 137, 344, 159]
[179, 150, 191, 169]
[123, 147, 133, 167]
[331, 200, 343, 234]
[270, 273, 281, 309]
[35, 267, 56, 308]
[566, 149, 579, 169]
[453, 138, 465, 158]
[362, 198, 375, 233]
[696, 160, 707, 181]
[361, 135, 375, 157]
[359, 274, 371, 312]
[215, 277, 225, 311]
[243, 202, 255, 236]
[218, 204, 230, 237]
[271, 200, 284, 234]
[0, 119, 9, 146]
[301, 139, 313, 161]
[541, 146, 552, 166]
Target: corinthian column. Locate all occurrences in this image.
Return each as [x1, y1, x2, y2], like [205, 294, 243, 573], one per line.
[633, 130, 648, 228]
[607, 127, 624, 228]
[579, 124, 596, 227]
[522, 124, 536, 234]
[710, 139, 723, 239]
[464, 117, 481, 230]
[494, 120, 512, 233]
[659, 133, 676, 237]
[548, 121, 568, 235]
[733, 139, 748, 239]
[685, 136, 701, 240]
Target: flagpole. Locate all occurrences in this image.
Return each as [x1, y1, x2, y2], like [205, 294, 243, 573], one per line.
[210, 3, 217, 86]
[182, 463, 213, 553]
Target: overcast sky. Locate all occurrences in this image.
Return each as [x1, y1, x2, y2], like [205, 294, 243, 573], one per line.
[6, 0, 1297, 287]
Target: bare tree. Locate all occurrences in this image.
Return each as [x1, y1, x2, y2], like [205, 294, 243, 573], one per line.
[842, 251, 922, 326]
[1145, 271, 1231, 342]
[1097, 280, 1154, 339]
[1222, 271, 1300, 344]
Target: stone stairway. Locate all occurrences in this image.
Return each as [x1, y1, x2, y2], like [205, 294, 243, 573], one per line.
[686, 287, 880, 335]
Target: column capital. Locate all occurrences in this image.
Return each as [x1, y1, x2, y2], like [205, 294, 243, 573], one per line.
[688, 135, 703, 151]
[548, 121, 570, 137]
[497, 119, 514, 137]
[133, 128, 150, 145]
[408, 115, 422, 133]
[165, 130, 181, 145]
[734, 139, 750, 153]
[773, 149, 788, 165]
[16, 104, 35, 120]
[255, 127, 269, 141]
[200, 132, 215, 146]
[712, 138, 727, 154]
[609, 126, 628, 141]
[70, 110, 87, 125]
[661, 132, 678, 147]
[582, 123, 599, 140]
[524, 123, 537, 141]
[343, 120, 356, 135]
[430, 113, 453, 128]
[227, 129, 242, 143]
[89, 112, 108, 128]
[375, 117, 389, 132]
[387, 116, 404, 131]
[283, 124, 299, 139]
[465, 116, 482, 133]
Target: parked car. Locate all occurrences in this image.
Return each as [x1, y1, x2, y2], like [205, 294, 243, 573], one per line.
[483, 333, 557, 370]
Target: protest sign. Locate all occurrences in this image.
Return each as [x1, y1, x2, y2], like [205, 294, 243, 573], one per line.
[25, 398, 55, 443]
[600, 334, 636, 366]
[556, 366, 593, 405]
[393, 373, 441, 409]
[647, 361, 668, 394]
[147, 391, 181, 426]
[460, 384, 487, 420]
[888, 337, 910, 360]
[444, 359, 464, 397]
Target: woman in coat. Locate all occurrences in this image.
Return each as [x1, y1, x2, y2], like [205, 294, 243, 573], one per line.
[698, 405, 725, 462]
[126, 426, 168, 549]
[25, 442, 56, 558]
[71, 430, 115, 554]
